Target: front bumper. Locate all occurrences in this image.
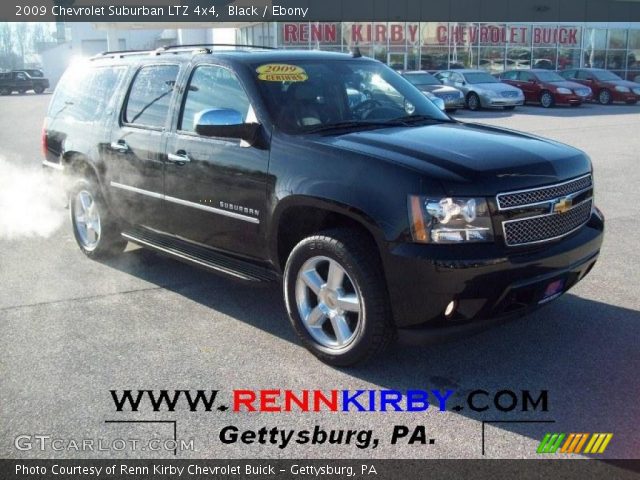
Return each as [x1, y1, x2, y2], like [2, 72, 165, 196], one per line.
[381, 210, 604, 336]
[481, 96, 524, 108]
[556, 93, 587, 104]
[611, 91, 639, 103]
[436, 95, 465, 109]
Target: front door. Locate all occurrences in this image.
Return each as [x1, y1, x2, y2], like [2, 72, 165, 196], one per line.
[106, 64, 180, 228]
[163, 64, 270, 260]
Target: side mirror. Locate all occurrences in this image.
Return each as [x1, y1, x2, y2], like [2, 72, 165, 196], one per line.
[194, 108, 260, 143]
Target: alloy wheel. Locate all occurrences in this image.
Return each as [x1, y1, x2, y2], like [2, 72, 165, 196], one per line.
[294, 256, 362, 349]
[73, 190, 101, 251]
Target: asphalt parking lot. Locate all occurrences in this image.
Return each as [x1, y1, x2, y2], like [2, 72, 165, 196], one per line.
[0, 93, 639, 460]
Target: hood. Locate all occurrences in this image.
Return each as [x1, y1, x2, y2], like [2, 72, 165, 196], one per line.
[417, 84, 460, 95]
[471, 82, 521, 93]
[604, 79, 640, 88]
[312, 122, 589, 196]
[550, 80, 589, 90]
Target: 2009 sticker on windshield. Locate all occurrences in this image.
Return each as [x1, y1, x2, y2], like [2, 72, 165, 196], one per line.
[256, 64, 308, 82]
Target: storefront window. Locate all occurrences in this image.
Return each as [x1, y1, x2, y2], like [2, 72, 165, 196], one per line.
[446, 22, 477, 69]
[607, 29, 627, 50]
[583, 27, 607, 52]
[507, 47, 531, 70]
[532, 48, 557, 70]
[420, 46, 449, 71]
[558, 48, 581, 70]
[479, 46, 505, 73]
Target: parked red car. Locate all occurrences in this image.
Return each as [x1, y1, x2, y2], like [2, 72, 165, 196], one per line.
[559, 68, 640, 105]
[499, 69, 592, 108]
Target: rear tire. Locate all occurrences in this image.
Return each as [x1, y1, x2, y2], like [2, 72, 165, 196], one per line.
[539, 91, 555, 108]
[283, 228, 395, 366]
[598, 89, 612, 105]
[33, 85, 44, 94]
[70, 178, 126, 259]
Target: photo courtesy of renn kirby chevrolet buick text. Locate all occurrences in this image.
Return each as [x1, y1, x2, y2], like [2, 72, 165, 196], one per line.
[42, 45, 604, 366]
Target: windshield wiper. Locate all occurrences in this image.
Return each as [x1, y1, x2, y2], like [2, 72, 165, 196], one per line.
[303, 116, 452, 135]
[302, 120, 396, 134]
[382, 114, 454, 126]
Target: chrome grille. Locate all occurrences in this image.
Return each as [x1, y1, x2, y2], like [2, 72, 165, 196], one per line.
[497, 175, 592, 210]
[503, 199, 592, 246]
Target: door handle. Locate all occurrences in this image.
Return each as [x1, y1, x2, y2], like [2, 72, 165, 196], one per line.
[110, 140, 129, 153]
[167, 151, 191, 164]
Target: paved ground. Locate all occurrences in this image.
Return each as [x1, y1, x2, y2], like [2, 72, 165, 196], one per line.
[0, 93, 639, 459]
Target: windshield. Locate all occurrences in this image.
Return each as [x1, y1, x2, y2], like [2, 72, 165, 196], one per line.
[250, 59, 449, 134]
[535, 71, 565, 82]
[593, 70, 622, 81]
[404, 73, 440, 86]
[464, 72, 499, 84]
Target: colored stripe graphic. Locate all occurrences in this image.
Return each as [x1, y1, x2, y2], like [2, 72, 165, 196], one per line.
[560, 433, 589, 453]
[537, 433, 565, 453]
[584, 433, 613, 454]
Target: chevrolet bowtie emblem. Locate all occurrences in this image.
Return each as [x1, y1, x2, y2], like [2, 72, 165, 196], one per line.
[552, 196, 573, 214]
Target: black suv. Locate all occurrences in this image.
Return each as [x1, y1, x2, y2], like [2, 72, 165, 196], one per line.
[43, 46, 604, 366]
[0, 70, 49, 95]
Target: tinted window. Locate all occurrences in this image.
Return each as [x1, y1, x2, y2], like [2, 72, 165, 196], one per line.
[560, 70, 576, 79]
[465, 72, 498, 84]
[125, 65, 179, 128]
[49, 65, 127, 122]
[501, 71, 518, 80]
[403, 73, 440, 86]
[180, 65, 251, 132]
[576, 70, 592, 80]
[518, 71, 534, 82]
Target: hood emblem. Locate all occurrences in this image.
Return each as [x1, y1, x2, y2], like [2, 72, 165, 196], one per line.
[552, 196, 573, 214]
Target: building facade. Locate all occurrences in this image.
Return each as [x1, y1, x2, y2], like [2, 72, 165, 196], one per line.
[237, 22, 640, 81]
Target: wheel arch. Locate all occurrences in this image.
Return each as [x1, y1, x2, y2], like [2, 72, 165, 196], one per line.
[269, 195, 386, 273]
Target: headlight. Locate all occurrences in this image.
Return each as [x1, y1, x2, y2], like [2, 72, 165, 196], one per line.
[556, 87, 572, 94]
[615, 86, 630, 92]
[408, 196, 494, 244]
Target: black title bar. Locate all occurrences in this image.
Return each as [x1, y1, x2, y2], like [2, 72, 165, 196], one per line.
[4, 0, 640, 22]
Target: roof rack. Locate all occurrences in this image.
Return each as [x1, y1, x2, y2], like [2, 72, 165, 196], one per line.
[91, 43, 276, 60]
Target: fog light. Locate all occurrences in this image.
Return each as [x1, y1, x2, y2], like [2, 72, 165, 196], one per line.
[444, 300, 456, 317]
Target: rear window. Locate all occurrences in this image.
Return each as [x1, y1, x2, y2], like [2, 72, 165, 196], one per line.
[48, 64, 127, 122]
[124, 64, 179, 128]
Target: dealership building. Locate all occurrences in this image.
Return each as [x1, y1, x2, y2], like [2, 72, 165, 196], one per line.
[236, 22, 640, 81]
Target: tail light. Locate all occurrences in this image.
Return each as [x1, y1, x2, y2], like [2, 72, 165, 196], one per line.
[41, 119, 47, 159]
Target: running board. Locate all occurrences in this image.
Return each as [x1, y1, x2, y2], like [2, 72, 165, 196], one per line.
[121, 227, 278, 282]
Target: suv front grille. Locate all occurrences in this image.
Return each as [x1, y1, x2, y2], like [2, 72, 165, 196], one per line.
[497, 174, 592, 210]
[503, 199, 592, 246]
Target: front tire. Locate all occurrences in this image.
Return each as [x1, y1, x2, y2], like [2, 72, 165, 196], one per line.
[70, 178, 126, 259]
[466, 92, 481, 111]
[283, 229, 395, 366]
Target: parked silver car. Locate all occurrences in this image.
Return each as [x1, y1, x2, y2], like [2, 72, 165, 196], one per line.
[400, 70, 465, 112]
[435, 69, 525, 111]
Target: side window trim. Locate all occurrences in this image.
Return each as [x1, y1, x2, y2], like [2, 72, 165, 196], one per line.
[121, 62, 180, 131]
[176, 62, 255, 138]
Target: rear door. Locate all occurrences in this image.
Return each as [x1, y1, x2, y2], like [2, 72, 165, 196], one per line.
[106, 63, 180, 228]
[163, 63, 270, 259]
